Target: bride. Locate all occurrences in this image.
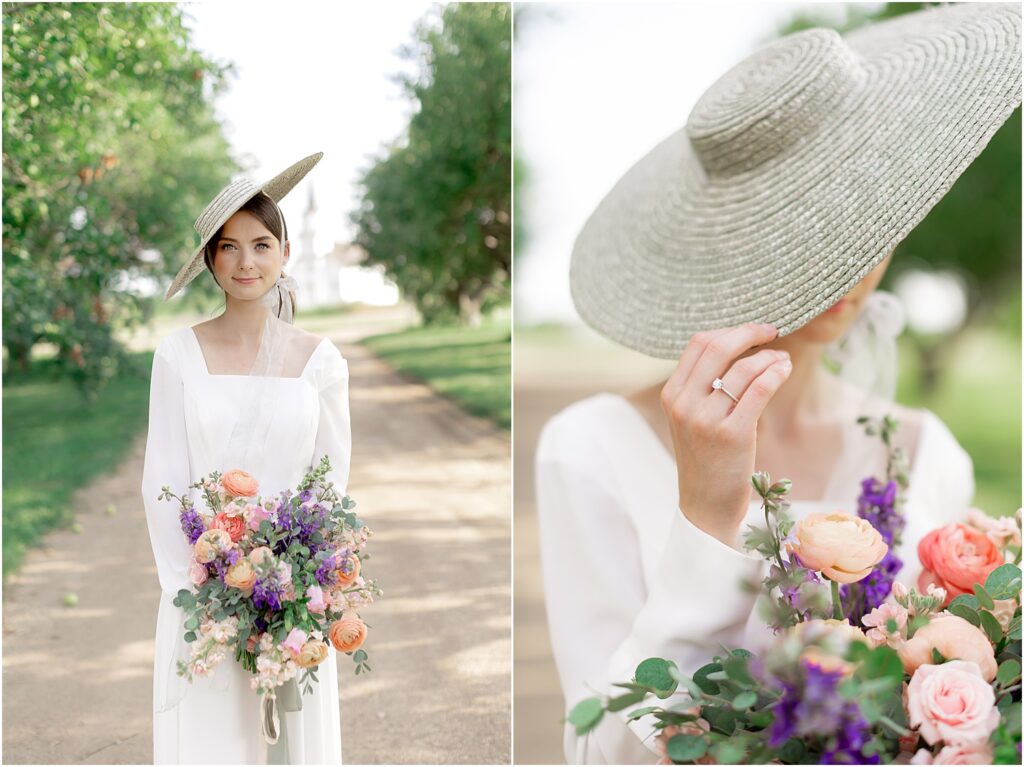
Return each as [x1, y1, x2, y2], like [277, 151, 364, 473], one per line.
[534, 4, 1020, 763]
[141, 152, 350, 763]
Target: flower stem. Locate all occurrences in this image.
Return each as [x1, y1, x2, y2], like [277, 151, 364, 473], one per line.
[830, 579, 844, 620]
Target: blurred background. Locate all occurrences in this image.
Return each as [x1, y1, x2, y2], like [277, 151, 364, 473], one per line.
[513, 2, 1021, 763]
[3, 2, 510, 763]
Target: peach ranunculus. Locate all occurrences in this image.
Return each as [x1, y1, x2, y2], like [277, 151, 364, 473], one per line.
[897, 614, 997, 682]
[336, 555, 361, 587]
[965, 508, 1021, 552]
[211, 512, 247, 543]
[221, 469, 259, 498]
[248, 546, 275, 568]
[906, 660, 998, 746]
[296, 639, 330, 668]
[917, 524, 1003, 607]
[328, 614, 367, 653]
[224, 558, 257, 593]
[788, 512, 888, 583]
[194, 529, 234, 563]
[790, 618, 870, 676]
[862, 602, 910, 648]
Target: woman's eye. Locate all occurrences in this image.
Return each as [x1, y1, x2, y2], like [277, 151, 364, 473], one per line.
[256, 242, 269, 250]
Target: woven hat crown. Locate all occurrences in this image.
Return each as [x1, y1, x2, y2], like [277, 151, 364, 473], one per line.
[686, 28, 867, 177]
[193, 179, 261, 237]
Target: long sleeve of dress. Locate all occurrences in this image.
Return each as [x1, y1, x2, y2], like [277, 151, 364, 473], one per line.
[535, 411, 764, 765]
[312, 342, 352, 497]
[141, 342, 195, 600]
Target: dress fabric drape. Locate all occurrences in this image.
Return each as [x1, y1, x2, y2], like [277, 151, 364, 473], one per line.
[535, 392, 975, 765]
[141, 326, 351, 764]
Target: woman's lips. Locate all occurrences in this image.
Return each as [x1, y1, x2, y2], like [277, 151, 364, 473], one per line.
[233, 276, 260, 284]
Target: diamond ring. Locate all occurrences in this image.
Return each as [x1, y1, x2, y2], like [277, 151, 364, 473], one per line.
[711, 377, 739, 403]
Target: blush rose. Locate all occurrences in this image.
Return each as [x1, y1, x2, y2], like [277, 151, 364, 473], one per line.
[906, 660, 998, 746]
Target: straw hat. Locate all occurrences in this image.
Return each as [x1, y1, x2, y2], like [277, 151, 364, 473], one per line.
[570, 3, 1021, 359]
[164, 152, 324, 300]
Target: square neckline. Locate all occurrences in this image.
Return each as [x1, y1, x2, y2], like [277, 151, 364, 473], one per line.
[187, 326, 328, 380]
[605, 391, 932, 507]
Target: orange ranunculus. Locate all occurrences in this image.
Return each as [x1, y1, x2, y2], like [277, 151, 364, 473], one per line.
[917, 524, 1003, 607]
[211, 512, 246, 543]
[221, 469, 259, 498]
[336, 555, 361, 587]
[328, 614, 367, 653]
[788, 512, 888, 583]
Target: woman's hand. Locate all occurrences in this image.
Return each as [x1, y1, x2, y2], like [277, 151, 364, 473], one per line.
[659, 323, 792, 548]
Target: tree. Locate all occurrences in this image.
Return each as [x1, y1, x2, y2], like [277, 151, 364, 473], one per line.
[351, 3, 511, 325]
[3, 2, 236, 398]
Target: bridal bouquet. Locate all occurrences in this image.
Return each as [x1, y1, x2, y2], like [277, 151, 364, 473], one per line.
[570, 416, 1022, 765]
[157, 455, 381, 697]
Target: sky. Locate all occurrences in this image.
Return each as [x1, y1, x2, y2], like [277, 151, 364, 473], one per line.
[182, 0, 435, 260]
[514, 1, 883, 325]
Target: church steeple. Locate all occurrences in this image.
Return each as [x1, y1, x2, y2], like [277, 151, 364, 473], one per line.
[301, 183, 317, 260]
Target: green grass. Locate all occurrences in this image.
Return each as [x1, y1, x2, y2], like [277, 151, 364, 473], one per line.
[2, 353, 153, 580]
[362, 315, 511, 429]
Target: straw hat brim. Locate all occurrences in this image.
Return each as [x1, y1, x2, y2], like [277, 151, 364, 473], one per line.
[570, 3, 1021, 359]
[164, 152, 324, 301]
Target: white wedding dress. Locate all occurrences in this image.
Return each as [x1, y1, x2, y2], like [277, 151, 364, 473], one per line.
[141, 325, 350, 764]
[535, 390, 976, 764]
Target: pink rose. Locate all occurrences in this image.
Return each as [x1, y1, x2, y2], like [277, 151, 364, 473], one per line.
[188, 558, 208, 586]
[910, 741, 996, 765]
[898, 614, 997, 682]
[965, 508, 1021, 552]
[862, 602, 909, 647]
[906, 661, 998, 746]
[917, 524, 1003, 607]
[281, 628, 308, 659]
[788, 512, 888, 583]
[305, 584, 327, 614]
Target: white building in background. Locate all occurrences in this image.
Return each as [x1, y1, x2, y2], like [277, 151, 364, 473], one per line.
[289, 186, 400, 309]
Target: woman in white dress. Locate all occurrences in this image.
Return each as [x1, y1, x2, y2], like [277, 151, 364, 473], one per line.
[534, 4, 1021, 764]
[141, 152, 349, 764]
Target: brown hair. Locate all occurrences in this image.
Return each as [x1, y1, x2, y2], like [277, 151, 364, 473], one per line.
[203, 192, 297, 318]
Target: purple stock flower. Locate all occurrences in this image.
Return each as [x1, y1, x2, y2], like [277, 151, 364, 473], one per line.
[769, 660, 879, 763]
[252, 577, 283, 612]
[841, 476, 906, 624]
[179, 507, 206, 545]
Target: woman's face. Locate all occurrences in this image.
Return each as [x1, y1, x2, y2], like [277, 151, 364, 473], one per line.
[210, 210, 289, 302]
[786, 254, 893, 345]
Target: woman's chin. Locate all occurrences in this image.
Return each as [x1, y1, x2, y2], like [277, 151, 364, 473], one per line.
[791, 314, 856, 345]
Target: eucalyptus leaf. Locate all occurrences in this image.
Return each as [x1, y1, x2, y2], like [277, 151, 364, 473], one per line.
[979, 609, 1004, 643]
[693, 663, 722, 695]
[608, 690, 648, 712]
[635, 658, 678, 698]
[625, 706, 660, 722]
[711, 739, 747, 765]
[949, 593, 981, 611]
[567, 697, 604, 734]
[973, 583, 996, 611]
[666, 734, 707, 763]
[731, 691, 757, 711]
[949, 603, 981, 627]
[985, 563, 1022, 601]
[996, 659, 1021, 687]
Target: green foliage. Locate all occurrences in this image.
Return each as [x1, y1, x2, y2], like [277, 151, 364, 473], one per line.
[985, 564, 1022, 601]
[361, 314, 510, 428]
[3, 2, 235, 399]
[351, 3, 511, 325]
[2, 349, 150, 579]
[567, 697, 604, 735]
[634, 657, 678, 698]
[666, 734, 707, 763]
